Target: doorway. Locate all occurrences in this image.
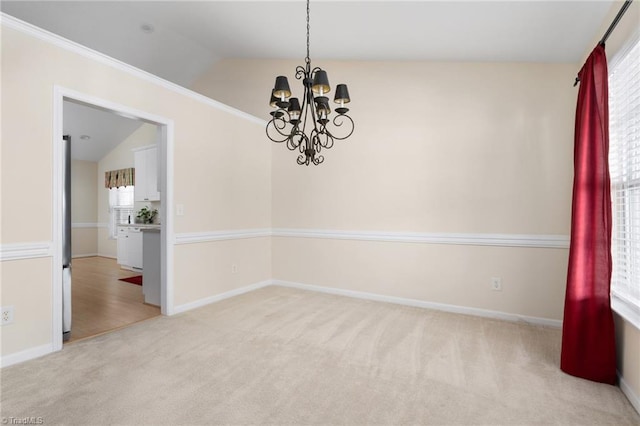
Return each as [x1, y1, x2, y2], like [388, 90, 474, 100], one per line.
[53, 87, 174, 351]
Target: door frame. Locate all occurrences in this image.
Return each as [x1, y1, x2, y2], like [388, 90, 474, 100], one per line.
[52, 86, 175, 351]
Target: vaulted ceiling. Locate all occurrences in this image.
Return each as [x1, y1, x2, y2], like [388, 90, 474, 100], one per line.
[2, 1, 615, 161]
[2, 1, 614, 88]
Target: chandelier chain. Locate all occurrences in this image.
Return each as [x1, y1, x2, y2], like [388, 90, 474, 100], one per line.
[305, 0, 310, 65]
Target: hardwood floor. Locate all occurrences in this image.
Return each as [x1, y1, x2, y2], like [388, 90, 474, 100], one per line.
[68, 256, 160, 343]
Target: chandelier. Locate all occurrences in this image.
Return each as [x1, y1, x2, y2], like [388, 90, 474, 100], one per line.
[266, 0, 354, 166]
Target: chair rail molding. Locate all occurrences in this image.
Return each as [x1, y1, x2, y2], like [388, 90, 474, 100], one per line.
[174, 229, 272, 245]
[272, 228, 570, 249]
[173, 228, 569, 248]
[0, 242, 53, 261]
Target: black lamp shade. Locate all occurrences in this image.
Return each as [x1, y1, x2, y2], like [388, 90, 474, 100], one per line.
[315, 96, 331, 115]
[288, 97, 301, 113]
[269, 90, 279, 108]
[312, 70, 331, 95]
[273, 76, 291, 99]
[334, 84, 351, 104]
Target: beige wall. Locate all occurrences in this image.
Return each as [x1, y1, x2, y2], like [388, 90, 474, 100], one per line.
[71, 159, 98, 257]
[194, 58, 575, 321]
[1, 24, 271, 357]
[0, 258, 53, 355]
[97, 123, 156, 258]
[273, 238, 568, 320]
[174, 238, 271, 307]
[71, 159, 98, 223]
[71, 228, 98, 258]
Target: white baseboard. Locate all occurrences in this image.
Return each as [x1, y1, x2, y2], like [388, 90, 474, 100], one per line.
[97, 253, 117, 259]
[71, 222, 107, 229]
[72, 253, 99, 259]
[272, 280, 563, 328]
[619, 372, 640, 415]
[1, 343, 53, 368]
[172, 280, 271, 315]
[0, 279, 562, 369]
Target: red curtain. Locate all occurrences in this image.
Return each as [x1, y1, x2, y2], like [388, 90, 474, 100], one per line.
[561, 45, 616, 384]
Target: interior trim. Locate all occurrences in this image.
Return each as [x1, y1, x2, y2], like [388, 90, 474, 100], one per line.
[273, 228, 570, 249]
[0, 343, 53, 369]
[52, 86, 177, 351]
[0, 242, 53, 261]
[71, 253, 100, 259]
[174, 278, 563, 331]
[611, 293, 640, 331]
[0, 228, 569, 262]
[0, 13, 265, 127]
[619, 370, 640, 416]
[273, 280, 563, 328]
[174, 229, 272, 245]
[173, 280, 271, 314]
[174, 228, 569, 248]
[71, 222, 108, 229]
[1, 278, 563, 367]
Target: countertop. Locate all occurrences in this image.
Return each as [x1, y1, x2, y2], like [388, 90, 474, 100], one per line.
[118, 223, 161, 230]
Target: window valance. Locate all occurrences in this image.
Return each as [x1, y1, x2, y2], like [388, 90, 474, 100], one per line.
[104, 168, 135, 189]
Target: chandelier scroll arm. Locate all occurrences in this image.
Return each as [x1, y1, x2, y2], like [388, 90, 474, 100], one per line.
[327, 114, 355, 141]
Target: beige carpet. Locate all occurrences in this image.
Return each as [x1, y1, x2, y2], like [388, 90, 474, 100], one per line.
[1, 286, 638, 425]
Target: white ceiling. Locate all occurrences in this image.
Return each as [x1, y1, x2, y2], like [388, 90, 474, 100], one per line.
[4, 1, 615, 161]
[64, 101, 143, 162]
[2, 1, 614, 88]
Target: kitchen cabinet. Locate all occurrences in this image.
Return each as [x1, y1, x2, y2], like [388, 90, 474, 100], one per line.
[127, 228, 143, 269]
[134, 145, 160, 202]
[116, 226, 143, 270]
[117, 226, 129, 266]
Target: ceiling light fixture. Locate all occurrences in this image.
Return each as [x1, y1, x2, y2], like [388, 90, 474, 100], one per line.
[79, 135, 91, 140]
[266, 0, 354, 166]
[140, 23, 155, 34]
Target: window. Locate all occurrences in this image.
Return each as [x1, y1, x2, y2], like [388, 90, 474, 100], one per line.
[609, 35, 640, 329]
[108, 186, 134, 239]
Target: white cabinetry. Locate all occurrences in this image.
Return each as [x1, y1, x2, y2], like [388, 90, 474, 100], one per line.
[127, 229, 143, 269]
[116, 226, 143, 270]
[117, 226, 129, 266]
[134, 146, 160, 202]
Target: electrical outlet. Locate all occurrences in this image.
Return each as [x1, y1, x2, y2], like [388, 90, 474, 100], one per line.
[1, 306, 14, 325]
[176, 204, 185, 216]
[231, 264, 238, 274]
[491, 277, 502, 291]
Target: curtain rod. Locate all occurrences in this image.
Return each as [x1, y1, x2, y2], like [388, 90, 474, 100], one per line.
[599, 0, 633, 46]
[574, 0, 634, 86]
